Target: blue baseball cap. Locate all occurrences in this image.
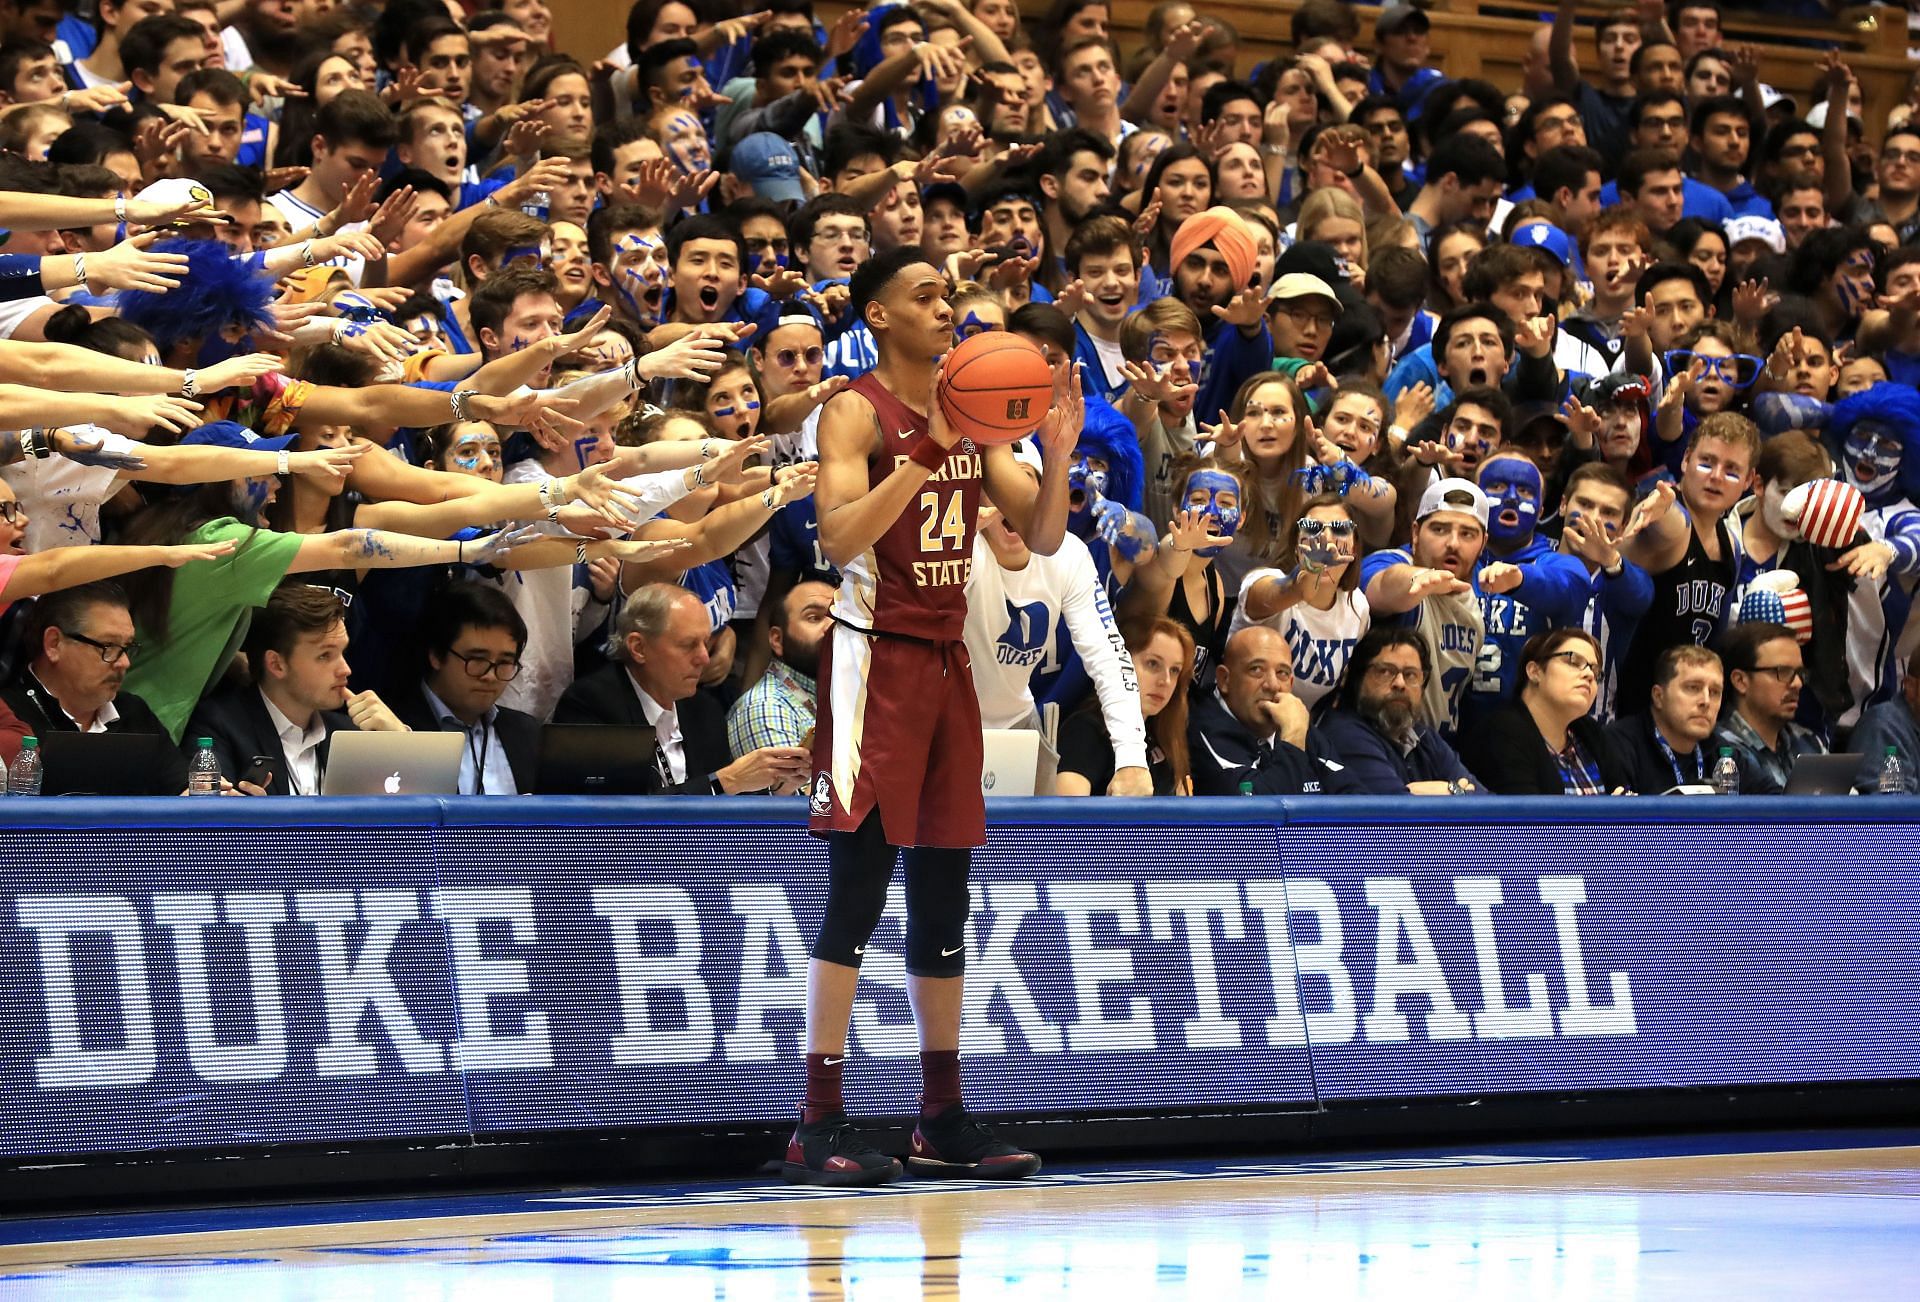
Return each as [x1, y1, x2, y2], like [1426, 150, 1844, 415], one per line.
[1512, 221, 1576, 268]
[180, 420, 298, 454]
[730, 132, 806, 205]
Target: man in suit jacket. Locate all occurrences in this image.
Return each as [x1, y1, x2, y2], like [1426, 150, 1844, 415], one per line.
[397, 582, 542, 794]
[0, 581, 184, 791]
[183, 586, 408, 795]
[554, 583, 811, 794]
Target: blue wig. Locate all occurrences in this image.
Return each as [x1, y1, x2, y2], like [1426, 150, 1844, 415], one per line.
[1827, 382, 1920, 502]
[116, 240, 274, 352]
[1075, 397, 1146, 514]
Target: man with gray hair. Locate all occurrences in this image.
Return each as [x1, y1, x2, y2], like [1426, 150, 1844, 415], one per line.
[554, 582, 812, 793]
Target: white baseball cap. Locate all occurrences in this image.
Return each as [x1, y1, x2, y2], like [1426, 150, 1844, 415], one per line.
[1416, 477, 1490, 528]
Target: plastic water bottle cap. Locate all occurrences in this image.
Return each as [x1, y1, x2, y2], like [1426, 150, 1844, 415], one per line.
[197, 737, 213, 748]
[1888, 746, 1900, 756]
[1719, 746, 1733, 757]
[21, 736, 36, 750]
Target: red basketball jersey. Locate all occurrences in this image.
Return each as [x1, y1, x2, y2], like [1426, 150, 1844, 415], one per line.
[831, 372, 984, 642]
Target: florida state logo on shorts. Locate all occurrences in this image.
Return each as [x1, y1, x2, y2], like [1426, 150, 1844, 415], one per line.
[809, 772, 833, 816]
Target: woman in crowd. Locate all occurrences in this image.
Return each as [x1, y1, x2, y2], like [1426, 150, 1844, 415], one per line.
[1055, 615, 1195, 795]
[1461, 628, 1632, 794]
[1229, 494, 1372, 710]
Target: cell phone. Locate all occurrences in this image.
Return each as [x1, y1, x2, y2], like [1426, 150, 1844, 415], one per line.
[240, 754, 277, 790]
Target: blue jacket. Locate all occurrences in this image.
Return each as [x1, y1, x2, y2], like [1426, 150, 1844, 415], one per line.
[1317, 708, 1478, 793]
[1598, 176, 1735, 224]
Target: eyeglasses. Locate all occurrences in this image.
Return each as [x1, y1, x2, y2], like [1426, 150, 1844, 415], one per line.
[0, 500, 23, 524]
[1883, 149, 1920, 165]
[1365, 662, 1426, 686]
[1546, 649, 1599, 676]
[60, 629, 138, 663]
[1748, 664, 1805, 685]
[1664, 349, 1764, 389]
[774, 345, 824, 368]
[1274, 303, 1336, 330]
[451, 650, 522, 680]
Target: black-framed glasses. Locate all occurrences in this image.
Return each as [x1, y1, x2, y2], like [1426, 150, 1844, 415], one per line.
[1749, 664, 1805, 685]
[60, 629, 138, 663]
[0, 500, 23, 524]
[1546, 649, 1599, 676]
[452, 650, 521, 680]
[1365, 662, 1426, 686]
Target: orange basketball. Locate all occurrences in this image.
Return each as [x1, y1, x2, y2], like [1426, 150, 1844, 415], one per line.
[936, 332, 1054, 445]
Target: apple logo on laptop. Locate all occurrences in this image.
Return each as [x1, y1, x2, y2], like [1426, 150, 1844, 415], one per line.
[384, 771, 403, 794]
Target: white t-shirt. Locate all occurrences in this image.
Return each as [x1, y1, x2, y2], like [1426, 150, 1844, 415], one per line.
[1229, 569, 1372, 709]
[963, 531, 1146, 770]
[495, 460, 581, 720]
[221, 25, 254, 73]
[0, 425, 130, 552]
[1088, 333, 1127, 393]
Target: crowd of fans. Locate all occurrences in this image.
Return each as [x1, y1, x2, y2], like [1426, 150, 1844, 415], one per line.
[0, 0, 1914, 800]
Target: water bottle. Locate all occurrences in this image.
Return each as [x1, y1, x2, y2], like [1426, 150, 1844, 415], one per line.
[7, 736, 41, 796]
[1711, 746, 1740, 796]
[1237, 779, 1255, 796]
[1878, 745, 1907, 795]
[188, 737, 221, 795]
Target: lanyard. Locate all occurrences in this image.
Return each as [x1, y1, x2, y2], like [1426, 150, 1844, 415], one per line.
[466, 721, 491, 795]
[1653, 728, 1705, 788]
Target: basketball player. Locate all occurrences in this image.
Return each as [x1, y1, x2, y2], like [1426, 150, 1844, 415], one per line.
[791, 246, 1075, 1185]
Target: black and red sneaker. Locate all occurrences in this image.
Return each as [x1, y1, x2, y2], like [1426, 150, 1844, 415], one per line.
[781, 1113, 904, 1186]
[907, 1107, 1042, 1180]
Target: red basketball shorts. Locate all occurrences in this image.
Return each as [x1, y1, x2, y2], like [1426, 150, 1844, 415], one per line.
[807, 625, 986, 849]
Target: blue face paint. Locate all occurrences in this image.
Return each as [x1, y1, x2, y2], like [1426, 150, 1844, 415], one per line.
[955, 310, 998, 344]
[1844, 422, 1904, 501]
[1184, 468, 1242, 556]
[1479, 457, 1543, 546]
[503, 242, 548, 268]
[332, 291, 382, 322]
[612, 233, 665, 325]
[237, 476, 272, 520]
[712, 400, 761, 418]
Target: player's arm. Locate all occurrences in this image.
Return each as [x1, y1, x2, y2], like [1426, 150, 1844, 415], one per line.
[814, 389, 939, 568]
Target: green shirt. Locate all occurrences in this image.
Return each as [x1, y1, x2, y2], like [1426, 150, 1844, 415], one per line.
[123, 518, 303, 741]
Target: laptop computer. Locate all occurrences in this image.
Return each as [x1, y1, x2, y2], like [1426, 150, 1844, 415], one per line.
[980, 728, 1058, 797]
[320, 730, 465, 796]
[535, 724, 657, 795]
[1784, 751, 1863, 796]
[39, 731, 180, 796]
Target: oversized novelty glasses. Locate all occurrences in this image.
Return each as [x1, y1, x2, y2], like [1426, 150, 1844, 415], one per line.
[1297, 517, 1356, 540]
[1664, 349, 1764, 389]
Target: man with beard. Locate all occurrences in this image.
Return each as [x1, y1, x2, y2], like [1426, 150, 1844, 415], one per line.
[1318, 627, 1481, 793]
[0, 582, 183, 790]
[1362, 477, 1523, 737]
[727, 579, 834, 755]
[1712, 619, 1826, 793]
[1606, 643, 1724, 791]
[1167, 206, 1271, 431]
[1036, 127, 1113, 293]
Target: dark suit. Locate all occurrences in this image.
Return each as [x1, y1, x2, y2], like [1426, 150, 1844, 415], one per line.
[1458, 699, 1631, 795]
[552, 664, 733, 794]
[393, 682, 542, 794]
[182, 682, 354, 795]
[0, 676, 186, 790]
[1186, 692, 1352, 795]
